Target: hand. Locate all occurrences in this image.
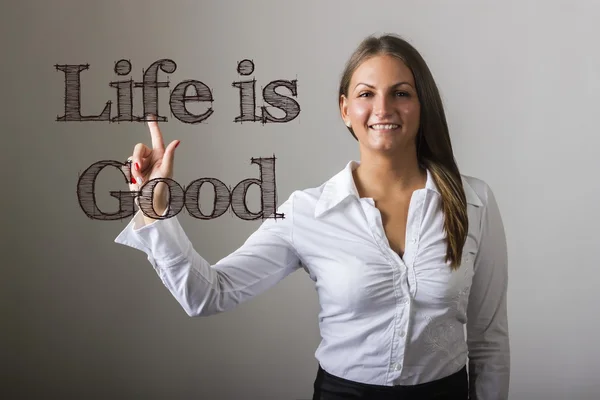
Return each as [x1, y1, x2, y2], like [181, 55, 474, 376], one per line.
[127, 117, 180, 217]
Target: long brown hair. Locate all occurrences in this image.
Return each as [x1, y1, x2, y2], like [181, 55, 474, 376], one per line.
[338, 34, 468, 270]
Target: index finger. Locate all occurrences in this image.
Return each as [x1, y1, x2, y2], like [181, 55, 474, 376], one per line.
[147, 119, 164, 150]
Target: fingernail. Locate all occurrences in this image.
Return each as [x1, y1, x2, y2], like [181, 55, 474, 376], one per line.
[175, 141, 180, 148]
[135, 162, 140, 171]
[131, 176, 137, 184]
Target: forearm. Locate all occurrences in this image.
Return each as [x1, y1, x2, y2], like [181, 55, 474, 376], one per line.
[157, 246, 300, 316]
[468, 334, 510, 400]
[115, 194, 301, 317]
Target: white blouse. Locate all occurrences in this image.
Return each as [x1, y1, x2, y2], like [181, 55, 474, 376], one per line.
[115, 161, 510, 399]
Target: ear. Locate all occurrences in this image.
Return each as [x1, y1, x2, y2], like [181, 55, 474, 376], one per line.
[339, 94, 350, 125]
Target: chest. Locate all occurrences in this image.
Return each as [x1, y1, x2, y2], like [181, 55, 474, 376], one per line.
[376, 198, 412, 258]
[296, 193, 481, 313]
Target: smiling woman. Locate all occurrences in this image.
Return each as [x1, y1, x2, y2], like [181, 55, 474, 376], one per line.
[337, 35, 468, 271]
[115, 33, 509, 400]
[340, 55, 421, 153]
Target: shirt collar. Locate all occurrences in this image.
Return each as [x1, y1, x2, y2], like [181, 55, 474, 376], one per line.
[314, 161, 482, 218]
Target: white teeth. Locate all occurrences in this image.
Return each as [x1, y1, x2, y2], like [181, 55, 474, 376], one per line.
[370, 124, 399, 130]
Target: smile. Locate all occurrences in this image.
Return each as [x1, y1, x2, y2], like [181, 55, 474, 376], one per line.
[369, 124, 400, 130]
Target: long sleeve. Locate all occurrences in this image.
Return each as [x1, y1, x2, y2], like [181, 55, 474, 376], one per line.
[466, 184, 510, 400]
[114, 193, 302, 317]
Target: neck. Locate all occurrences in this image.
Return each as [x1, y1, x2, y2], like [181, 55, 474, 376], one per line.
[353, 149, 426, 199]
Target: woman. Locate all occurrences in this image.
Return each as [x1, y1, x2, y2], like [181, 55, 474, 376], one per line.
[116, 34, 510, 400]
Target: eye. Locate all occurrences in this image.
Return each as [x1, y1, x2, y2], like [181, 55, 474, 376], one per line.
[396, 91, 410, 97]
[358, 91, 372, 98]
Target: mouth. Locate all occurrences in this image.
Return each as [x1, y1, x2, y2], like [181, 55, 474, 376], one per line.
[368, 123, 401, 131]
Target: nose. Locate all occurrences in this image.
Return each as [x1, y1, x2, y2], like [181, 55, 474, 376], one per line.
[373, 94, 393, 117]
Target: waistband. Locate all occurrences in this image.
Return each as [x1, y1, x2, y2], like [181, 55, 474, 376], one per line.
[314, 364, 468, 398]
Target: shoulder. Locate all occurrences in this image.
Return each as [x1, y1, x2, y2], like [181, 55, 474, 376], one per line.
[461, 173, 496, 209]
[278, 162, 355, 218]
[258, 182, 328, 238]
[278, 182, 328, 217]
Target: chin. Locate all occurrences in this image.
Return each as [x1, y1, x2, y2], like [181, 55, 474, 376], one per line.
[362, 140, 398, 154]
[361, 136, 414, 154]
[368, 132, 401, 149]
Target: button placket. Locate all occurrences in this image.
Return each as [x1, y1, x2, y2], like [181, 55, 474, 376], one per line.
[363, 195, 415, 379]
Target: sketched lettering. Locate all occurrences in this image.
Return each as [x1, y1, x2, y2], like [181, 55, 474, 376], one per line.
[76, 157, 284, 221]
[233, 59, 300, 123]
[55, 59, 300, 124]
[58, 58, 299, 221]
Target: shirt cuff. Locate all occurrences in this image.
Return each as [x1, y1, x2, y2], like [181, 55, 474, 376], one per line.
[114, 210, 192, 267]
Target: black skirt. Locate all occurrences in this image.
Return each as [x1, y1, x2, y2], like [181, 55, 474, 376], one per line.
[312, 364, 469, 400]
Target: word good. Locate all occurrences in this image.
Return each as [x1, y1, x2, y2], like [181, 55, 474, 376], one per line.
[77, 156, 284, 221]
[55, 59, 300, 124]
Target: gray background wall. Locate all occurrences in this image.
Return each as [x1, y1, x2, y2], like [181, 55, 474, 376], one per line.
[4, 0, 600, 399]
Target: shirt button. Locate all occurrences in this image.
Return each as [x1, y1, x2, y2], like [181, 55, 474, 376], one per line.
[411, 238, 417, 244]
[399, 331, 406, 337]
[394, 364, 400, 371]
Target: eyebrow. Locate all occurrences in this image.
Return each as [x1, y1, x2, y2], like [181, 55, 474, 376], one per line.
[354, 82, 413, 90]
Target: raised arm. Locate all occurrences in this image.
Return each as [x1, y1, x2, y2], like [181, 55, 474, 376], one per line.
[466, 183, 510, 400]
[115, 195, 301, 317]
[115, 117, 302, 316]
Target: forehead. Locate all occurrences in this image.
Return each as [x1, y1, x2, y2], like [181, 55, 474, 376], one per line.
[350, 54, 415, 86]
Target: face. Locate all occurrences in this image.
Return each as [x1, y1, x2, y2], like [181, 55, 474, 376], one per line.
[340, 54, 421, 153]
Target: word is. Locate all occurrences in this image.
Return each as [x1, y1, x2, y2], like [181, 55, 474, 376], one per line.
[56, 59, 300, 124]
[77, 156, 284, 221]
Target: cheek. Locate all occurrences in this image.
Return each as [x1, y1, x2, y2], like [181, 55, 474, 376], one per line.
[400, 102, 420, 123]
[349, 102, 370, 122]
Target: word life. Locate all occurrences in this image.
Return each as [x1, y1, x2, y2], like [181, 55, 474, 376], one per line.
[56, 59, 300, 124]
[77, 156, 284, 221]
